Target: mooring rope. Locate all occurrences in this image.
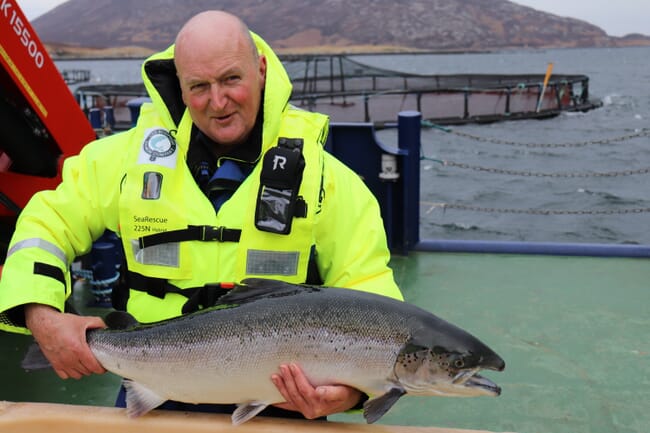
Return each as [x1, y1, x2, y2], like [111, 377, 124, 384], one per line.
[419, 123, 650, 214]
[422, 120, 650, 148]
[420, 157, 650, 178]
[421, 201, 650, 216]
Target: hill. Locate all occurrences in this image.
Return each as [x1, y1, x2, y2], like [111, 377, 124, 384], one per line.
[32, 0, 650, 57]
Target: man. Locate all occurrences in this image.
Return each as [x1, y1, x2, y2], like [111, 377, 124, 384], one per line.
[0, 11, 402, 420]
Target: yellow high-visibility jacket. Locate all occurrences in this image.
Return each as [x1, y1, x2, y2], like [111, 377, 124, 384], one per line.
[0, 33, 401, 333]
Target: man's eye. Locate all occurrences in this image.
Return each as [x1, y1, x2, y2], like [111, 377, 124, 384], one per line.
[190, 83, 208, 91]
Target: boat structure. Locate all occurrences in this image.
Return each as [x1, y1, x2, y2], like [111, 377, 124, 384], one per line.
[74, 83, 149, 131]
[61, 68, 90, 85]
[0, 3, 648, 433]
[0, 0, 96, 255]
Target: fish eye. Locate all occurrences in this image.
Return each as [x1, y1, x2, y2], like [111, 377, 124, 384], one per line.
[454, 359, 465, 368]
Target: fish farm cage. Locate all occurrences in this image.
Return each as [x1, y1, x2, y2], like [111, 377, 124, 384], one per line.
[281, 54, 602, 126]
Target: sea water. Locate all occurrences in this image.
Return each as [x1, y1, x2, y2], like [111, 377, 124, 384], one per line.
[56, 46, 650, 244]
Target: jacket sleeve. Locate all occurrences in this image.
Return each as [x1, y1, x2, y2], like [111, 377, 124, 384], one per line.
[0, 131, 130, 334]
[314, 153, 403, 301]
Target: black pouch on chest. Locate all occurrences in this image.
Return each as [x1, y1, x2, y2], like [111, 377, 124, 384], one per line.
[255, 138, 307, 234]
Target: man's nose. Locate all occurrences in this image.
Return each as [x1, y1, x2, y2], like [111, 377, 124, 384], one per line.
[209, 84, 228, 110]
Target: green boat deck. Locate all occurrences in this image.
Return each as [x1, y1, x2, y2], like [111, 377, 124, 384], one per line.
[1, 251, 649, 433]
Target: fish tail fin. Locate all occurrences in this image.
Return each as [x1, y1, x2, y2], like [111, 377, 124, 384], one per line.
[232, 402, 269, 425]
[20, 341, 52, 371]
[123, 379, 166, 418]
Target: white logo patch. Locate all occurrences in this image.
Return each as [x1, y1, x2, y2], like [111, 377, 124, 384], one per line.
[138, 128, 178, 168]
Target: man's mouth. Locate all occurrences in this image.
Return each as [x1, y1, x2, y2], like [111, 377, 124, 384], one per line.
[215, 113, 232, 121]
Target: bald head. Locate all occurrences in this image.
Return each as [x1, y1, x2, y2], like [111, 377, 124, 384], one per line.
[175, 11, 258, 70]
[173, 11, 267, 146]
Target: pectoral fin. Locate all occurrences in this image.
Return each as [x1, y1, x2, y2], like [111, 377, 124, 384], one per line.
[232, 401, 269, 425]
[363, 387, 406, 424]
[21, 342, 52, 371]
[123, 379, 167, 418]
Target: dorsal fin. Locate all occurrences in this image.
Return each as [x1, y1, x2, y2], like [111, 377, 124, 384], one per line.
[217, 278, 320, 305]
[104, 311, 139, 329]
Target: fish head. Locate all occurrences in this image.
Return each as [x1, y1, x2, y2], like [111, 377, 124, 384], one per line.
[394, 316, 505, 397]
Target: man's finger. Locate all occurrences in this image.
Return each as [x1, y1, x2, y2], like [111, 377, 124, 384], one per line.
[281, 364, 309, 405]
[54, 368, 69, 380]
[80, 351, 106, 374]
[288, 363, 317, 397]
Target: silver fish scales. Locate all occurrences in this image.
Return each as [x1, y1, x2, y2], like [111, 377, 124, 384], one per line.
[84, 278, 505, 425]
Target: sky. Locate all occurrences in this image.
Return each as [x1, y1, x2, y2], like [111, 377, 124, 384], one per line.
[16, 0, 650, 37]
[511, 0, 650, 36]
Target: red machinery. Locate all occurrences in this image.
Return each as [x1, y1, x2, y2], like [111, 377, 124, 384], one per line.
[0, 0, 95, 221]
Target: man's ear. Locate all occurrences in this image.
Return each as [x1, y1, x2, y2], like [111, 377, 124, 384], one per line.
[259, 55, 267, 86]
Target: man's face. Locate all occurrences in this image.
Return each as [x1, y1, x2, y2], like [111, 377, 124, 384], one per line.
[177, 42, 266, 146]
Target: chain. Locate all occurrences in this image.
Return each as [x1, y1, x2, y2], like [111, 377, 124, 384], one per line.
[424, 122, 650, 148]
[450, 129, 649, 148]
[423, 158, 650, 178]
[420, 124, 650, 214]
[423, 202, 650, 216]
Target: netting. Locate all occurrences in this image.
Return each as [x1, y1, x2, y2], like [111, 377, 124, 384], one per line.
[282, 54, 600, 124]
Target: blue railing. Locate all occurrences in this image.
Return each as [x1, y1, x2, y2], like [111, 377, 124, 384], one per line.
[327, 111, 650, 258]
[326, 111, 420, 255]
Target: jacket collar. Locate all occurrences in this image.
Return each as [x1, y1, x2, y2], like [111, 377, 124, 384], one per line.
[140, 32, 292, 161]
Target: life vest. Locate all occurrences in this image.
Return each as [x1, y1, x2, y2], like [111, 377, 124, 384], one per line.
[115, 105, 329, 321]
[0, 31, 400, 337]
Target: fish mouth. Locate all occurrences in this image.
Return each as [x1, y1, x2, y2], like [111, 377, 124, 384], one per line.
[452, 369, 501, 396]
[466, 374, 501, 395]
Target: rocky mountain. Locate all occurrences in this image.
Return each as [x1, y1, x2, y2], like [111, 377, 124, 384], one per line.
[32, 0, 650, 56]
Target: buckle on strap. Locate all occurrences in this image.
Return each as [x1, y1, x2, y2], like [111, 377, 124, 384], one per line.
[200, 225, 225, 241]
[196, 225, 241, 243]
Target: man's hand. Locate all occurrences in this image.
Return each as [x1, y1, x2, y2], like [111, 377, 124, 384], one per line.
[271, 363, 363, 419]
[25, 304, 107, 380]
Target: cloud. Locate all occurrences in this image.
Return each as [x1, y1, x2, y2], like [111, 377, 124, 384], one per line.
[512, 0, 650, 36]
[17, 0, 69, 20]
